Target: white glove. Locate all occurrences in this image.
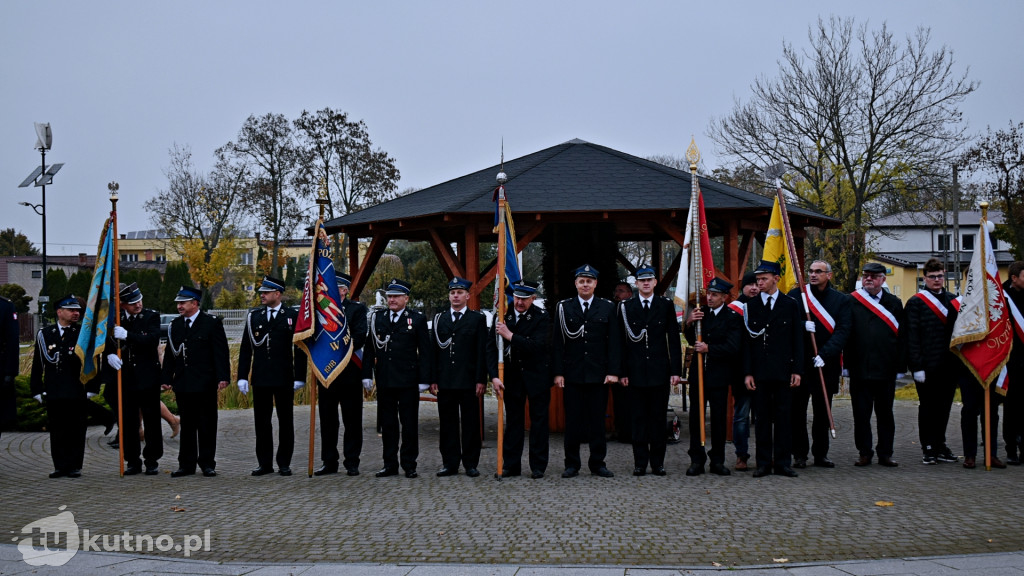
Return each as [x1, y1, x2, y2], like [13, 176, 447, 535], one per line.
[87, 392, 97, 398]
[34, 394, 43, 404]
[113, 326, 128, 340]
[237, 379, 249, 394]
[913, 371, 926, 383]
[805, 321, 816, 333]
[362, 379, 373, 392]
[107, 354, 123, 370]
[813, 355, 825, 368]
[293, 380, 305, 390]
[418, 383, 430, 392]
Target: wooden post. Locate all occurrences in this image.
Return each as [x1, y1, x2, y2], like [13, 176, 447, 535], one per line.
[109, 182, 124, 477]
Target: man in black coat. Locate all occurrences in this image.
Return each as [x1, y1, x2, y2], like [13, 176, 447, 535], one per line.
[684, 277, 741, 476]
[787, 260, 851, 469]
[31, 295, 90, 478]
[743, 261, 804, 478]
[730, 271, 759, 471]
[620, 266, 683, 476]
[315, 273, 369, 476]
[1002, 261, 1024, 465]
[237, 276, 306, 477]
[491, 280, 551, 478]
[362, 279, 432, 478]
[847, 262, 904, 467]
[430, 277, 491, 477]
[0, 294, 19, 440]
[105, 283, 164, 475]
[162, 286, 230, 477]
[552, 264, 621, 478]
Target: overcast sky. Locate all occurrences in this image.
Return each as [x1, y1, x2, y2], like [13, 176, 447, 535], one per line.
[2, 1, 1021, 255]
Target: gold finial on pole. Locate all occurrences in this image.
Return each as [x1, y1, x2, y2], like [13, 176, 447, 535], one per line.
[686, 136, 701, 173]
[108, 181, 119, 207]
[980, 200, 989, 222]
[317, 177, 329, 219]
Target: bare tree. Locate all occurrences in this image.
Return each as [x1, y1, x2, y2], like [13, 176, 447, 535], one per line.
[961, 120, 1024, 258]
[708, 16, 976, 290]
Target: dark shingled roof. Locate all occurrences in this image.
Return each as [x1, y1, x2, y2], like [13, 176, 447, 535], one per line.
[325, 139, 837, 230]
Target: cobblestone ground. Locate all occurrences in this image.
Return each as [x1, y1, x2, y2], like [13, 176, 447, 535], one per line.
[1, 396, 1020, 567]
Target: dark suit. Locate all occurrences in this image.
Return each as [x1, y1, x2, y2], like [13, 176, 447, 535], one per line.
[319, 298, 368, 471]
[31, 323, 89, 473]
[905, 289, 961, 458]
[237, 305, 306, 471]
[787, 283, 851, 462]
[107, 308, 164, 469]
[552, 296, 621, 472]
[162, 311, 230, 472]
[620, 295, 683, 471]
[742, 290, 804, 471]
[432, 308, 490, 471]
[0, 297, 19, 437]
[684, 304, 742, 468]
[490, 304, 551, 474]
[362, 308, 432, 473]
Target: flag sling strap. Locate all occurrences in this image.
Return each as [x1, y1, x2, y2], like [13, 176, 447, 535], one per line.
[851, 289, 899, 334]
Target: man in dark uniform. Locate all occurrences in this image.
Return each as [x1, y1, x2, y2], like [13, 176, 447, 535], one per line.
[619, 267, 682, 476]
[105, 283, 164, 475]
[743, 260, 804, 478]
[787, 260, 851, 469]
[162, 286, 229, 477]
[684, 277, 741, 476]
[315, 272, 369, 476]
[431, 277, 490, 477]
[1002, 261, 1024, 465]
[731, 271, 758, 471]
[0, 294, 19, 440]
[237, 275, 306, 477]
[847, 262, 904, 467]
[491, 280, 551, 478]
[609, 280, 634, 444]
[30, 295, 89, 478]
[552, 264, 621, 478]
[362, 279, 431, 478]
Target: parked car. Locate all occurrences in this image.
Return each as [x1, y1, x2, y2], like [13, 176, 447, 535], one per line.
[159, 314, 177, 343]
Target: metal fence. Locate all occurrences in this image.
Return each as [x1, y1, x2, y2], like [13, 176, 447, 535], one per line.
[208, 309, 249, 342]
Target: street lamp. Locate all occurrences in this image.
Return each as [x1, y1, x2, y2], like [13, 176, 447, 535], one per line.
[18, 123, 64, 324]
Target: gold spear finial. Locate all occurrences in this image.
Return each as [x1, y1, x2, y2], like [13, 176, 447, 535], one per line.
[686, 136, 701, 173]
[317, 177, 329, 204]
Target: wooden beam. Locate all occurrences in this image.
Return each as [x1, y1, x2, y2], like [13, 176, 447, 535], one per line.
[351, 235, 390, 301]
[615, 252, 636, 274]
[724, 219, 739, 286]
[654, 220, 687, 249]
[652, 239, 662, 278]
[428, 228, 466, 279]
[739, 231, 754, 274]
[465, 225, 480, 309]
[657, 249, 683, 297]
[469, 222, 548, 306]
[348, 234, 359, 281]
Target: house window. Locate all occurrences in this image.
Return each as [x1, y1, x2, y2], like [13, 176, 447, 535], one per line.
[239, 252, 253, 266]
[120, 253, 139, 262]
[962, 234, 975, 251]
[31, 270, 42, 279]
[937, 234, 952, 251]
[155, 254, 166, 262]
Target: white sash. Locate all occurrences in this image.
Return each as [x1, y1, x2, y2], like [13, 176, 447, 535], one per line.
[801, 286, 835, 334]
[851, 288, 899, 334]
[913, 290, 950, 323]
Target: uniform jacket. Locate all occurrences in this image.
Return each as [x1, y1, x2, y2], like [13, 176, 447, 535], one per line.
[552, 296, 621, 384]
[30, 323, 88, 400]
[362, 308, 432, 389]
[684, 304, 742, 389]
[106, 308, 163, 391]
[846, 290, 905, 380]
[488, 304, 551, 397]
[343, 299, 369, 356]
[742, 291, 805, 382]
[432, 308, 490, 390]
[162, 311, 230, 393]
[237, 305, 306, 387]
[619, 295, 683, 388]
[1003, 280, 1024, 373]
[787, 283, 851, 366]
[0, 297, 18, 381]
[904, 288, 959, 372]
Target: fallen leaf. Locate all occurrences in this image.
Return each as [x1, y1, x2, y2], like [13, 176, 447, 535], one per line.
[988, 539, 994, 543]
[437, 531, 445, 536]
[175, 495, 181, 500]
[711, 562, 722, 567]
[170, 506, 187, 512]
[773, 558, 788, 563]
[875, 501, 895, 507]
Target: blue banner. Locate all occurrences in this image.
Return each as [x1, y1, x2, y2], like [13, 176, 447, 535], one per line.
[75, 217, 115, 384]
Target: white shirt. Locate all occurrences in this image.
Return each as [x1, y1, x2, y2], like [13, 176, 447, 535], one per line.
[266, 304, 281, 321]
[390, 308, 406, 322]
[578, 296, 594, 310]
[451, 306, 467, 323]
[760, 290, 779, 309]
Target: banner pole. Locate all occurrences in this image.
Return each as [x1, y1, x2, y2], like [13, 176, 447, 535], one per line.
[496, 172, 507, 478]
[108, 182, 125, 477]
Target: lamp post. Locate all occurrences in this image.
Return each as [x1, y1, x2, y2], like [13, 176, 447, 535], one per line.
[17, 123, 63, 324]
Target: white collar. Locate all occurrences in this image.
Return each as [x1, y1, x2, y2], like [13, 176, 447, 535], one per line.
[711, 304, 724, 315]
[390, 308, 405, 318]
[578, 296, 594, 308]
[185, 310, 201, 323]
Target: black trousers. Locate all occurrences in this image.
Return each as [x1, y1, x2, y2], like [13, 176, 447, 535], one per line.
[438, 387, 481, 470]
[84, 395, 114, 430]
[915, 366, 959, 455]
[49, 398, 87, 473]
[610, 383, 631, 442]
[688, 384, 728, 467]
[176, 388, 218, 471]
[120, 386, 164, 468]
[961, 380, 1003, 459]
[630, 384, 670, 470]
[318, 369, 363, 470]
[502, 385, 550, 474]
[753, 379, 793, 470]
[790, 368, 838, 461]
[850, 377, 895, 459]
[1004, 375, 1022, 458]
[377, 386, 419, 472]
[563, 382, 609, 471]
[253, 385, 294, 469]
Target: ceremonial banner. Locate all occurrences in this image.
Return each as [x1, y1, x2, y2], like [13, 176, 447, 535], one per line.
[673, 182, 714, 307]
[294, 220, 351, 387]
[493, 186, 522, 306]
[75, 217, 116, 384]
[763, 197, 798, 293]
[951, 220, 1012, 388]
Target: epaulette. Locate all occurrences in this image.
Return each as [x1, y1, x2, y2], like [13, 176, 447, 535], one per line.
[597, 297, 612, 304]
[559, 298, 573, 304]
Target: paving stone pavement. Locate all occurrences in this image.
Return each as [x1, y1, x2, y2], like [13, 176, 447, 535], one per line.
[1, 396, 1022, 573]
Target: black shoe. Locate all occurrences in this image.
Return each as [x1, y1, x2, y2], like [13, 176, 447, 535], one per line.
[710, 463, 731, 476]
[278, 467, 292, 476]
[436, 467, 458, 477]
[936, 448, 958, 463]
[561, 467, 579, 478]
[251, 466, 274, 476]
[314, 464, 338, 476]
[108, 440, 119, 449]
[375, 467, 398, 477]
[405, 470, 418, 478]
[104, 421, 114, 436]
[1007, 454, 1021, 466]
[592, 467, 614, 478]
[201, 467, 217, 477]
[530, 470, 544, 479]
[465, 468, 480, 478]
[145, 466, 159, 476]
[813, 458, 836, 468]
[171, 468, 195, 478]
[878, 456, 899, 467]
[652, 467, 667, 476]
[124, 465, 142, 476]
[686, 463, 705, 476]
[67, 469, 82, 478]
[633, 467, 646, 476]
[49, 470, 67, 479]
[752, 466, 770, 478]
[501, 469, 521, 477]
[346, 467, 360, 476]
[793, 458, 807, 469]
[775, 466, 798, 477]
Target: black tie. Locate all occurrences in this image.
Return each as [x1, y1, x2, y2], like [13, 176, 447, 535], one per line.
[185, 318, 192, 330]
[391, 312, 399, 324]
[766, 295, 773, 310]
[583, 301, 590, 315]
[269, 309, 276, 322]
[453, 311, 462, 323]
[643, 300, 650, 312]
